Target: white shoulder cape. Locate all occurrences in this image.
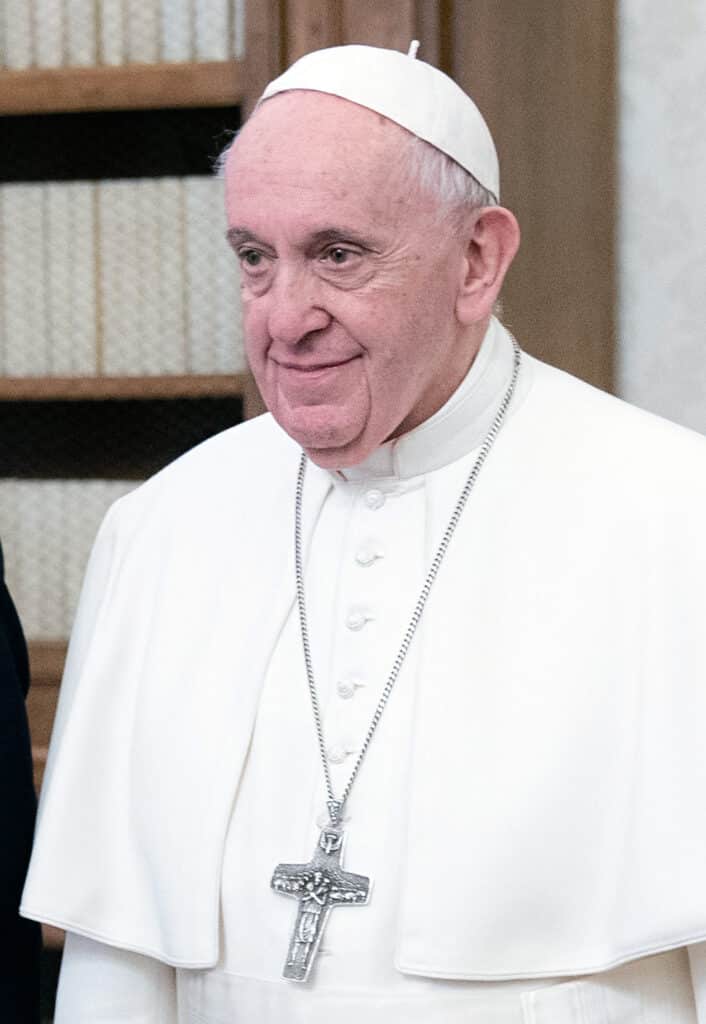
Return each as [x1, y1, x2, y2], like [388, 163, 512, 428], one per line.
[21, 356, 706, 979]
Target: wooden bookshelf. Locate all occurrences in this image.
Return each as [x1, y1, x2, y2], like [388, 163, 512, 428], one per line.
[0, 60, 244, 115]
[28, 640, 67, 683]
[2, 373, 246, 401]
[43, 924, 65, 950]
[0, 373, 267, 417]
[27, 642, 67, 793]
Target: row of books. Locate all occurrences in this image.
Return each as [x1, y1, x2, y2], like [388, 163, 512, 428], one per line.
[0, 479, 138, 640]
[0, 0, 245, 69]
[0, 176, 245, 377]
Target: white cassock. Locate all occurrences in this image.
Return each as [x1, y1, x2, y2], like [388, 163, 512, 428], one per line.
[21, 320, 706, 1021]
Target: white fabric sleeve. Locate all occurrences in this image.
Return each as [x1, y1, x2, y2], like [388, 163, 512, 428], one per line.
[55, 931, 178, 1023]
[689, 943, 706, 1023]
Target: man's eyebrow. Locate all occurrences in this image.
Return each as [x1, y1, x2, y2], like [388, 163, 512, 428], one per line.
[226, 227, 266, 248]
[308, 227, 376, 249]
[225, 226, 378, 250]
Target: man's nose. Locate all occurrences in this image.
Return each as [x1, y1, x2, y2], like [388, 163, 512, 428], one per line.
[266, 268, 331, 346]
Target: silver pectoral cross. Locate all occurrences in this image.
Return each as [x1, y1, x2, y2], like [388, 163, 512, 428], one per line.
[271, 826, 371, 981]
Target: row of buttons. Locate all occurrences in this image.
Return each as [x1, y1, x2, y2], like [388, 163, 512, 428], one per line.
[324, 489, 387, 781]
[354, 490, 386, 570]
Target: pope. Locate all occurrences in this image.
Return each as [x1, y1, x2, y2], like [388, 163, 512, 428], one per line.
[22, 44, 706, 1022]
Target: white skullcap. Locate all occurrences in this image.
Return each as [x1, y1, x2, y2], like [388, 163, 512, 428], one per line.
[259, 43, 500, 199]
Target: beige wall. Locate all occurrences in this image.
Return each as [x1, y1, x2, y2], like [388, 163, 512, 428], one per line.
[618, 0, 706, 433]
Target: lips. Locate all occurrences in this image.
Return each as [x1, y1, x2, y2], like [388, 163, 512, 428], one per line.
[277, 357, 356, 373]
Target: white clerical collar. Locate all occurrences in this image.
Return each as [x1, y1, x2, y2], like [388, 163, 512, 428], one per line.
[335, 317, 521, 483]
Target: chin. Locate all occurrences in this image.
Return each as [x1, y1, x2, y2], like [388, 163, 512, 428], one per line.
[274, 403, 373, 463]
[302, 432, 382, 470]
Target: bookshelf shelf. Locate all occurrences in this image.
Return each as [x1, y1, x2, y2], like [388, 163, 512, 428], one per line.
[0, 373, 266, 419]
[0, 373, 252, 401]
[0, 60, 244, 116]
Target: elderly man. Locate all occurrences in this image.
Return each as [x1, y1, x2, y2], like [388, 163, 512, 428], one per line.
[22, 45, 706, 1022]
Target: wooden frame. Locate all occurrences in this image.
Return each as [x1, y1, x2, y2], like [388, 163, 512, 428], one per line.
[244, 0, 284, 114]
[0, 374, 250, 402]
[0, 61, 245, 116]
[0, 374, 266, 418]
[26, 641, 67, 793]
[448, 1, 616, 392]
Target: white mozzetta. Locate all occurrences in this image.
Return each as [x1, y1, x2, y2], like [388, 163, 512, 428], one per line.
[22, 321, 706, 988]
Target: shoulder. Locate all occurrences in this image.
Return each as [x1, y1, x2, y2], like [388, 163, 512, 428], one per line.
[523, 355, 706, 490]
[101, 413, 301, 549]
[502, 352, 706, 577]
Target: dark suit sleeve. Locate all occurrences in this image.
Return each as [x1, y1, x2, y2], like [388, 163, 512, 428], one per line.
[0, 542, 41, 1023]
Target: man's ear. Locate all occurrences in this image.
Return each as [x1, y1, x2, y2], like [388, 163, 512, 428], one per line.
[455, 206, 520, 325]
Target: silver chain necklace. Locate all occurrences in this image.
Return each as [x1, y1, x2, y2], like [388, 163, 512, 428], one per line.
[271, 339, 522, 982]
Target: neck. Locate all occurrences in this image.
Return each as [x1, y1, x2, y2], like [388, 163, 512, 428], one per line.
[385, 318, 490, 442]
[327, 317, 524, 483]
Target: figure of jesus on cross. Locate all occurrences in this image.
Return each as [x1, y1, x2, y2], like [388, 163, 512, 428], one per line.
[271, 826, 371, 981]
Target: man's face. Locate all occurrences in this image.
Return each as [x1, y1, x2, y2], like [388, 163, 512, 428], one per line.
[225, 92, 475, 468]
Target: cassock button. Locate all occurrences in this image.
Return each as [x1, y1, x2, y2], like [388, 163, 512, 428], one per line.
[364, 489, 385, 510]
[355, 547, 380, 567]
[346, 610, 370, 631]
[337, 678, 364, 699]
[327, 743, 353, 765]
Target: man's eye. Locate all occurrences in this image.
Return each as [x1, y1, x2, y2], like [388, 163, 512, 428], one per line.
[240, 249, 264, 268]
[325, 247, 354, 266]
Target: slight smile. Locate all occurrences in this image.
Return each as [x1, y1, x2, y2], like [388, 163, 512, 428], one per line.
[275, 357, 360, 376]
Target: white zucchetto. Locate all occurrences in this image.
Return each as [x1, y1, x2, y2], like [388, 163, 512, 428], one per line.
[258, 43, 500, 199]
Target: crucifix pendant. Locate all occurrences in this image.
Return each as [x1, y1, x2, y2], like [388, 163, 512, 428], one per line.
[271, 826, 371, 981]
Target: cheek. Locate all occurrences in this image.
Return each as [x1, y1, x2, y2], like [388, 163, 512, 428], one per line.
[241, 300, 267, 362]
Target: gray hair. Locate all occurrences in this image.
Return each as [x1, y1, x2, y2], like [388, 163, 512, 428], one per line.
[400, 131, 498, 225]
